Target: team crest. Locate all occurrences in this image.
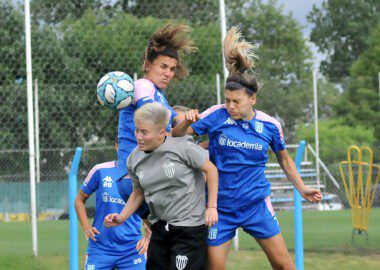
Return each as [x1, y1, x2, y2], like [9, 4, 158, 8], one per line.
[218, 134, 227, 146]
[102, 192, 109, 202]
[175, 255, 188, 270]
[208, 228, 218, 240]
[255, 122, 264, 133]
[163, 162, 175, 178]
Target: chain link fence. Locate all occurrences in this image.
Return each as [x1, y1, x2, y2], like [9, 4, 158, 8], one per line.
[1, 0, 223, 257]
[1, 0, 378, 259]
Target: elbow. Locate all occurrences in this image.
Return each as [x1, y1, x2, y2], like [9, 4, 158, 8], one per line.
[74, 196, 83, 211]
[74, 198, 79, 212]
[171, 129, 179, 137]
[172, 126, 186, 137]
[74, 197, 80, 207]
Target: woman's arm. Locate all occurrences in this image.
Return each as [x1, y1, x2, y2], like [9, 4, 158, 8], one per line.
[104, 187, 145, 227]
[172, 109, 200, 137]
[74, 190, 100, 241]
[276, 150, 322, 203]
[200, 159, 219, 226]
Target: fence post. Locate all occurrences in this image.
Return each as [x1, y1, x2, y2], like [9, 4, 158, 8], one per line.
[69, 147, 82, 270]
[294, 140, 306, 270]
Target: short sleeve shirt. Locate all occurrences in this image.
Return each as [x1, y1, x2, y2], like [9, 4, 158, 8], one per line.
[127, 137, 208, 226]
[192, 108, 286, 207]
[81, 161, 142, 255]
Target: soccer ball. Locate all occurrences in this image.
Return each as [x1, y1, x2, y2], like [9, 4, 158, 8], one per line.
[97, 71, 135, 110]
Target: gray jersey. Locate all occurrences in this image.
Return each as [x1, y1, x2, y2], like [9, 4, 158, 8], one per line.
[127, 136, 208, 226]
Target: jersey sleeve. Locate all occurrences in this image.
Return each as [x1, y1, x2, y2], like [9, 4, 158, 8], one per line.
[199, 104, 225, 119]
[179, 140, 208, 169]
[169, 106, 178, 122]
[133, 79, 155, 108]
[81, 166, 100, 195]
[127, 153, 142, 189]
[166, 106, 178, 132]
[270, 122, 286, 153]
[191, 109, 219, 136]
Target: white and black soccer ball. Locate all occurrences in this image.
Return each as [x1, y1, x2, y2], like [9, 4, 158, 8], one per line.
[97, 71, 135, 110]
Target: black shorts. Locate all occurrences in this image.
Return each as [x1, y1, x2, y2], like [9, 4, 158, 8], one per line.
[147, 220, 207, 270]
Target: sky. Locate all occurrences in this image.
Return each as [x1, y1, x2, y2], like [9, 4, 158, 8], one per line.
[274, 0, 326, 67]
[276, 0, 324, 35]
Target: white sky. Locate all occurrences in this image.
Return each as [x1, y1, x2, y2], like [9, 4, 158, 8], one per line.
[274, 0, 326, 67]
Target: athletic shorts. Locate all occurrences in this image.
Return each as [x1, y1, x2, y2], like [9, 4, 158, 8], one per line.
[207, 196, 280, 246]
[147, 220, 207, 270]
[84, 249, 146, 270]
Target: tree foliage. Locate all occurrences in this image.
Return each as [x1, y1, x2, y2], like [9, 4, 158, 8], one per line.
[297, 119, 376, 165]
[307, 0, 380, 83]
[1, 0, 324, 150]
[336, 23, 380, 145]
[31, 0, 220, 26]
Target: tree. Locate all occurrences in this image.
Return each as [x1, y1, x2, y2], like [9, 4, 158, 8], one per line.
[61, 10, 223, 105]
[122, 0, 220, 26]
[0, 0, 25, 85]
[296, 119, 376, 165]
[30, 0, 220, 26]
[335, 23, 380, 146]
[0, 1, 96, 150]
[307, 0, 380, 83]
[31, 0, 103, 24]
[1, 0, 330, 152]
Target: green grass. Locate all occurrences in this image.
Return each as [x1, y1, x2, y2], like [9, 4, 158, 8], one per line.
[240, 208, 380, 254]
[1, 209, 380, 269]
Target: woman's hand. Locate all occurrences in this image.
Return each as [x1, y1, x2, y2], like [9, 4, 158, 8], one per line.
[136, 235, 150, 255]
[136, 221, 152, 254]
[185, 109, 201, 122]
[84, 227, 100, 241]
[103, 213, 124, 228]
[300, 187, 323, 203]
[205, 207, 218, 227]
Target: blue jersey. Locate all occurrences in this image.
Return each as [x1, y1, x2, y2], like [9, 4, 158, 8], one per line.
[81, 161, 142, 255]
[192, 106, 286, 207]
[117, 79, 178, 169]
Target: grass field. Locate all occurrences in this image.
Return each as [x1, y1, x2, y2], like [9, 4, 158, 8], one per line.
[1, 209, 379, 269]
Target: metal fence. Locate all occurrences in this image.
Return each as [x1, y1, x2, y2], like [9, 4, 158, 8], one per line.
[1, 0, 378, 259]
[0, 0, 224, 257]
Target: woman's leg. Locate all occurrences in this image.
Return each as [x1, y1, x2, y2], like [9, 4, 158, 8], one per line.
[255, 233, 295, 270]
[207, 240, 232, 270]
[240, 197, 294, 269]
[206, 205, 239, 269]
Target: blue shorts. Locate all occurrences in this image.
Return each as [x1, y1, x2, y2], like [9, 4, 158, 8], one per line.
[84, 250, 146, 270]
[207, 196, 280, 246]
